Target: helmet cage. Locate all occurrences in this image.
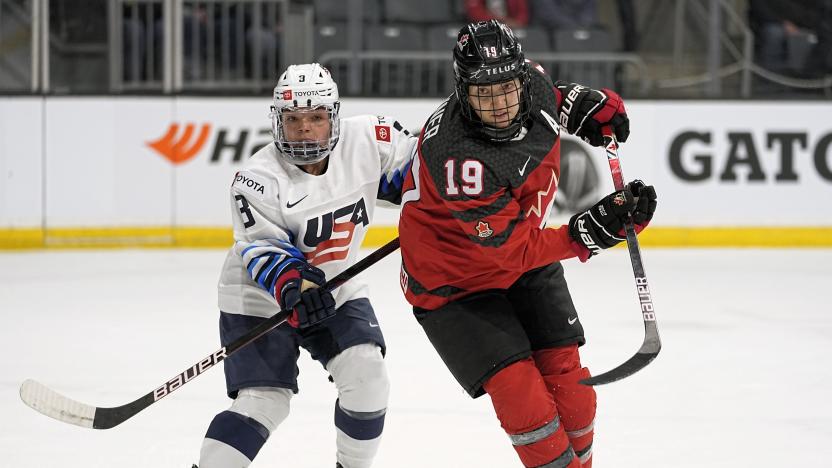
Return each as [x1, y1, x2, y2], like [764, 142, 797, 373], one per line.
[270, 103, 340, 165]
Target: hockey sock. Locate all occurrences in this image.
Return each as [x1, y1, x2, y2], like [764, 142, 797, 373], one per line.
[199, 387, 291, 468]
[483, 358, 581, 468]
[199, 410, 269, 468]
[328, 344, 389, 468]
[534, 345, 596, 468]
[334, 399, 387, 468]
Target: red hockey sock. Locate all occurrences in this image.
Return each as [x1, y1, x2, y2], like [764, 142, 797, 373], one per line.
[483, 358, 581, 468]
[534, 346, 596, 467]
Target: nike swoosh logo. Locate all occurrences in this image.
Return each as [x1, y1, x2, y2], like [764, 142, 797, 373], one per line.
[518, 156, 531, 176]
[368, 322, 379, 328]
[568, 316, 578, 325]
[286, 194, 308, 208]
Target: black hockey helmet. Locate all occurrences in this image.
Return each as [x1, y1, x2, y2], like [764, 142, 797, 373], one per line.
[453, 20, 532, 141]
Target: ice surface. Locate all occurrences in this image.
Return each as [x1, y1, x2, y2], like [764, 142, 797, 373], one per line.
[2, 248, 831, 467]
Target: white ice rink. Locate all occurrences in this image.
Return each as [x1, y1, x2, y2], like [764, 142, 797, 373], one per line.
[2, 247, 831, 467]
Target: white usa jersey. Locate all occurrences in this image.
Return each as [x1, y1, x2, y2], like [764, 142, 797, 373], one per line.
[218, 115, 416, 318]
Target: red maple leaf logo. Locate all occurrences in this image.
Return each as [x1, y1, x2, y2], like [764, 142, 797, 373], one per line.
[475, 221, 494, 238]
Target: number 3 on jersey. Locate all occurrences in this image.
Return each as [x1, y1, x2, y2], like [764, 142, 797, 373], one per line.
[235, 195, 256, 228]
[445, 159, 483, 196]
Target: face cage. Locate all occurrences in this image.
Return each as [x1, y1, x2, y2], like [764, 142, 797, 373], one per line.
[270, 103, 341, 165]
[456, 71, 532, 142]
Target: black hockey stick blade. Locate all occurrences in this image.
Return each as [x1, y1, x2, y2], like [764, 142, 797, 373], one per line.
[580, 321, 661, 386]
[580, 128, 661, 386]
[20, 237, 401, 429]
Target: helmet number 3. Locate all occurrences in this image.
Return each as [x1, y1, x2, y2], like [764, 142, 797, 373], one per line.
[445, 159, 483, 196]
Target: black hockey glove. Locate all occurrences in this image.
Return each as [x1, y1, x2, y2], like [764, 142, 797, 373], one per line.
[555, 81, 629, 147]
[276, 263, 336, 328]
[568, 180, 657, 261]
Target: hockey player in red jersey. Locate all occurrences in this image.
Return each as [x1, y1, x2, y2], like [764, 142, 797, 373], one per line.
[398, 20, 657, 468]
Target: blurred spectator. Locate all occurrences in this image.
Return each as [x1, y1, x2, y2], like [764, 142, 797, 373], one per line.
[181, 4, 210, 80]
[121, 2, 203, 81]
[748, 0, 832, 78]
[529, 0, 598, 30]
[122, 1, 163, 81]
[244, 8, 282, 80]
[206, 4, 281, 80]
[616, 0, 637, 52]
[529, 0, 637, 51]
[748, 0, 801, 75]
[465, 0, 529, 29]
[121, 2, 279, 83]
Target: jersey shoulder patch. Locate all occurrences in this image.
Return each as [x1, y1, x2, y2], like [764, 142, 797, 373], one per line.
[232, 170, 271, 201]
[374, 124, 391, 142]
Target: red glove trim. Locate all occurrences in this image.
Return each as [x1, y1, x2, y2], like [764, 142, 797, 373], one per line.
[616, 220, 649, 238]
[569, 239, 592, 263]
[592, 88, 623, 124]
[273, 269, 300, 303]
[286, 311, 300, 328]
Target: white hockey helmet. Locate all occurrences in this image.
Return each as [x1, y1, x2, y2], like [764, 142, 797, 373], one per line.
[270, 63, 341, 165]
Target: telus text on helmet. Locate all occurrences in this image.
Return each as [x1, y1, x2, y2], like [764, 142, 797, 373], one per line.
[484, 63, 516, 76]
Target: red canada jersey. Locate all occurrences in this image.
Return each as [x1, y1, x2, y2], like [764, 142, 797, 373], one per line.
[398, 67, 579, 310]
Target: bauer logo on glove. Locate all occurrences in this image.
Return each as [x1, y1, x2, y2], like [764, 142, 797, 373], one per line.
[568, 180, 658, 261]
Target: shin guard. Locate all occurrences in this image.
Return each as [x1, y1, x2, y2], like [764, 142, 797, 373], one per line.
[534, 346, 596, 467]
[328, 344, 389, 468]
[483, 358, 580, 468]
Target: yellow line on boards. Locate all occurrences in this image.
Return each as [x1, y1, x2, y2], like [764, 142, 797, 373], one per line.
[636, 227, 832, 248]
[0, 226, 831, 250]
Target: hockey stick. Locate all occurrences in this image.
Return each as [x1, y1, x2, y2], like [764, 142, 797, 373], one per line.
[20, 237, 401, 429]
[580, 127, 661, 386]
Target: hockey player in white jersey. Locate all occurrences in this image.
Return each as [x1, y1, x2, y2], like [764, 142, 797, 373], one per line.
[196, 63, 416, 468]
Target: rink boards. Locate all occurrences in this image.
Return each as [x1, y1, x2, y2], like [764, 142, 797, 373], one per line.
[1, 96, 830, 248]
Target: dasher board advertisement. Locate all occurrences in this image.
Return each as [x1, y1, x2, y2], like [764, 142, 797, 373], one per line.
[1, 97, 830, 248]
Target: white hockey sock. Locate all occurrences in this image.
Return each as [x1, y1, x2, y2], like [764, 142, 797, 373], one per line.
[199, 436, 253, 468]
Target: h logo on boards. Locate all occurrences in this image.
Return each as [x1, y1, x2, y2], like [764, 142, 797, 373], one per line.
[147, 123, 212, 165]
[147, 123, 273, 166]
